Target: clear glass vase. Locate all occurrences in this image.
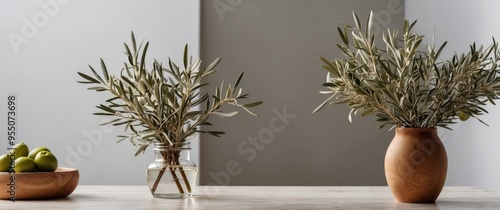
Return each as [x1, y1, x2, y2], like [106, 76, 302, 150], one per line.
[146, 142, 198, 199]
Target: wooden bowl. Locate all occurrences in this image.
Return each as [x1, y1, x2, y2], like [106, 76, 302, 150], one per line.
[0, 167, 79, 200]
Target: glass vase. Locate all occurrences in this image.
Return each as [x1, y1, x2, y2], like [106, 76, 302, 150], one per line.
[146, 142, 198, 199]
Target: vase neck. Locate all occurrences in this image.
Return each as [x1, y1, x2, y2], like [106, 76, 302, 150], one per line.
[153, 142, 191, 150]
[153, 142, 191, 162]
[395, 127, 438, 136]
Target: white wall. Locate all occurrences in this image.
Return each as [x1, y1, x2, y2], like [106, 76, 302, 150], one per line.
[406, 0, 500, 192]
[0, 0, 200, 185]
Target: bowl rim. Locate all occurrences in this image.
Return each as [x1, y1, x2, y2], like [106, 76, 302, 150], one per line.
[0, 167, 78, 175]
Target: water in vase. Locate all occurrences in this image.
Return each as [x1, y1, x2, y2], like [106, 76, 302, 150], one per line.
[147, 166, 198, 199]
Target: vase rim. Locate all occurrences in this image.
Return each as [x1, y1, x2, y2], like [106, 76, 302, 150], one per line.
[395, 127, 439, 135]
[153, 141, 191, 145]
[396, 127, 437, 130]
[153, 141, 191, 150]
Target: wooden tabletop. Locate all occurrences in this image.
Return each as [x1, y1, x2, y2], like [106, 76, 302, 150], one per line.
[1, 186, 499, 209]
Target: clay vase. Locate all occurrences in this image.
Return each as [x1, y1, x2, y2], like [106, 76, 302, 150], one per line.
[384, 127, 448, 203]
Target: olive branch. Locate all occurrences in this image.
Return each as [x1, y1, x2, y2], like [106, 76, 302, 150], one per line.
[77, 32, 262, 195]
[314, 12, 500, 130]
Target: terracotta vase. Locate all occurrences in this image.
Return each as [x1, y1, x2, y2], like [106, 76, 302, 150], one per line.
[384, 127, 448, 203]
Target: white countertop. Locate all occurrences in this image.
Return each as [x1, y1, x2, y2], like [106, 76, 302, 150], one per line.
[1, 186, 499, 209]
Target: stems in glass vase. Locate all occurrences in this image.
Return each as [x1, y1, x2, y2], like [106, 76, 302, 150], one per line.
[150, 145, 193, 196]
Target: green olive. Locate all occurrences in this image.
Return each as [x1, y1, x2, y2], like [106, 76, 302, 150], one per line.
[458, 111, 471, 121]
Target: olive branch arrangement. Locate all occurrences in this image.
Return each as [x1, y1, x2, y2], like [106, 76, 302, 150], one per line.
[314, 12, 500, 130]
[77, 32, 262, 195]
